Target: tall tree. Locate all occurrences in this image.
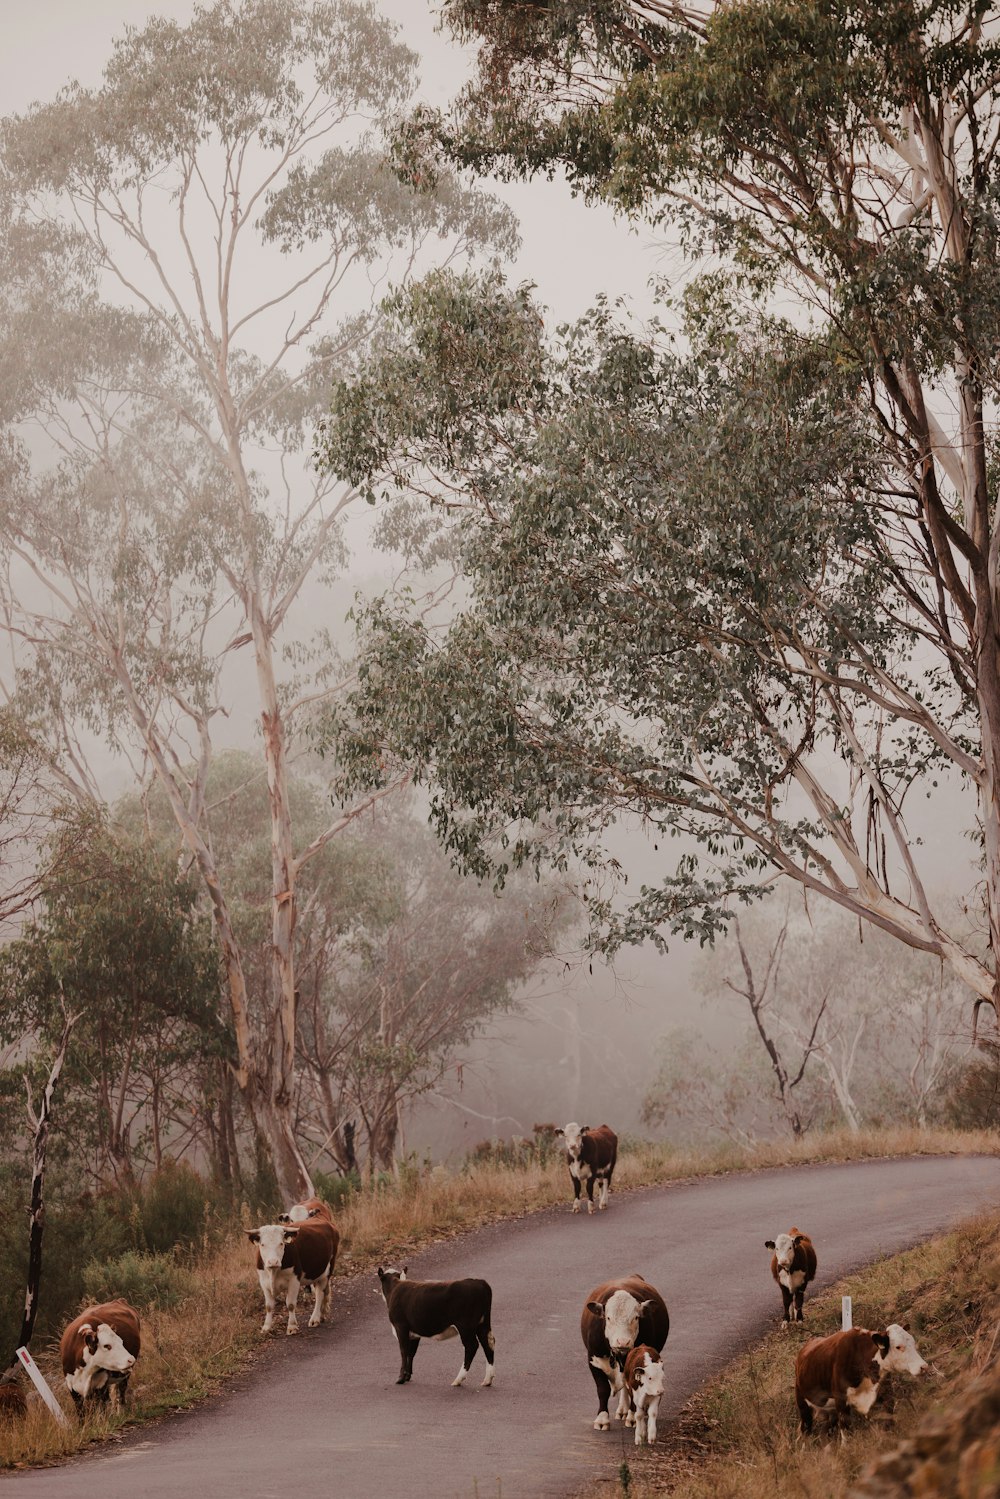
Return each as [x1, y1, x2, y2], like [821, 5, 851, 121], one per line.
[0, 0, 515, 1196]
[319, 2, 1000, 1019]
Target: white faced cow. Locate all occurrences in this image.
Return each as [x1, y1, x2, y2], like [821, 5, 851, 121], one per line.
[765, 1226, 817, 1324]
[246, 1213, 339, 1335]
[59, 1300, 140, 1417]
[557, 1122, 618, 1213]
[623, 1345, 665, 1445]
[581, 1275, 669, 1430]
[795, 1323, 928, 1435]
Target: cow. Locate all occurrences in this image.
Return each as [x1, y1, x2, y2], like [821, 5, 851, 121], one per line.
[764, 1226, 817, 1323]
[557, 1122, 618, 1213]
[581, 1275, 669, 1430]
[377, 1267, 495, 1388]
[795, 1323, 928, 1436]
[623, 1345, 665, 1446]
[278, 1196, 335, 1226]
[59, 1299, 140, 1417]
[246, 1213, 339, 1334]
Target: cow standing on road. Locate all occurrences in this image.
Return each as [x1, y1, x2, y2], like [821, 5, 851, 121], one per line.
[623, 1345, 665, 1446]
[557, 1123, 618, 1213]
[377, 1267, 496, 1388]
[581, 1275, 669, 1430]
[764, 1226, 817, 1324]
[795, 1323, 928, 1435]
[59, 1300, 140, 1417]
[246, 1212, 340, 1334]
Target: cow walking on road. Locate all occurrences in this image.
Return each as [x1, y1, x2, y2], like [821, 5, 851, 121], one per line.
[623, 1345, 665, 1445]
[795, 1323, 928, 1435]
[247, 1213, 340, 1334]
[764, 1226, 817, 1324]
[581, 1275, 669, 1430]
[377, 1267, 495, 1388]
[557, 1123, 618, 1213]
[60, 1300, 140, 1417]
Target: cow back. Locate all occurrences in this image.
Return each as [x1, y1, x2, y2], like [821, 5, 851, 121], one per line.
[581, 1125, 618, 1171]
[581, 1275, 669, 1357]
[60, 1300, 141, 1375]
[770, 1229, 817, 1284]
[387, 1277, 492, 1337]
[290, 1218, 339, 1280]
[795, 1328, 882, 1401]
[284, 1196, 335, 1225]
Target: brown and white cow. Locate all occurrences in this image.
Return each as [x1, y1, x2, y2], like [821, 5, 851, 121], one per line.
[795, 1323, 928, 1435]
[557, 1122, 618, 1213]
[581, 1275, 669, 1430]
[59, 1300, 140, 1416]
[623, 1345, 665, 1446]
[764, 1226, 817, 1324]
[278, 1196, 335, 1226]
[377, 1267, 495, 1388]
[246, 1213, 340, 1335]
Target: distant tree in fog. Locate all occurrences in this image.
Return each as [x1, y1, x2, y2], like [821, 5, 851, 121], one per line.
[0, 0, 515, 1198]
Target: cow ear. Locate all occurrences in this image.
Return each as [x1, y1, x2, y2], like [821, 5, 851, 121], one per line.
[764, 1240, 776, 1249]
[277, 1212, 291, 1223]
[283, 1226, 298, 1241]
[873, 1333, 890, 1356]
[582, 1124, 591, 1133]
[793, 1235, 804, 1247]
[400, 1267, 408, 1279]
[84, 1329, 99, 1353]
[377, 1266, 385, 1280]
[637, 1300, 654, 1314]
[586, 1301, 605, 1319]
[901, 1322, 910, 1332]
[246, 1229, 260, 1242]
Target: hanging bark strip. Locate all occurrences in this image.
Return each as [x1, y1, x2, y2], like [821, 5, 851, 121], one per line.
[7, 1005, 81, 1367]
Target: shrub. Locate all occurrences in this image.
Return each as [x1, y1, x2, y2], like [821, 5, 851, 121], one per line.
[81, 1250, 195, 1310]
[311, 1170, 359, 1211]
[137, 1160, 213, 1253]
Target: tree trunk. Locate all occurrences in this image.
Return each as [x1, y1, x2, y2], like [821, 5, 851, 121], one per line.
[8, 1008, 79, 1367]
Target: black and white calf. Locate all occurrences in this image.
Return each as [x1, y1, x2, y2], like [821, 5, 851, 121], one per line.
[377, 1267, 495, 1388]
[557, 1122, 618, 1213]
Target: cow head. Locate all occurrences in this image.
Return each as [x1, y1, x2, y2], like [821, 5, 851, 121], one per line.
[557, 1122, 589, 1162]
[764, 1232, 804, 1269]
[246, 1223, 297, 1268]
[876, 1323, 928, 1377]
[587, 1290, 651, 1357]
[377, 1266, 408, 1302]
[78, 1321, 135, 1378]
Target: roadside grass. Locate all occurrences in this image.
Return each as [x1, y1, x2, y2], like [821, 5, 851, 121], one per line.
[1, 1123, 996, 1470]
[605, 1205, 1000, 1499]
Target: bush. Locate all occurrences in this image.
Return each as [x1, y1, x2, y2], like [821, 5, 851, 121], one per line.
[137, 1160, 213, 1253]
[81, 1250, 195, 1310]
[311, 1170, 358, 1211]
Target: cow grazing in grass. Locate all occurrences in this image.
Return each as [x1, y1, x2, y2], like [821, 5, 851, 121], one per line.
[246, 1213, 339, 1334]
[59, 1300, 140, 1417]
[623, 1345, 665, 1446]
[377, 1267, 495, 1388]
[557, 1122, 618, 1213]
[765, 1226, 817, 1324]
[581, 1275, 669, 1430]
[795, 1324, 928, 1435]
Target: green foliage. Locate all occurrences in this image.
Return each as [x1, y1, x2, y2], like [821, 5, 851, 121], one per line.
[81, 1251, 196, 1312]
[311, 1171, 359, 1209]
[136, 1162, 214, 1255]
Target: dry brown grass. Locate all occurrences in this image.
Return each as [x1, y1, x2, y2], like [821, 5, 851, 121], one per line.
[599, 1205, 1000, 1499]
[1, 1124, 995, 1471]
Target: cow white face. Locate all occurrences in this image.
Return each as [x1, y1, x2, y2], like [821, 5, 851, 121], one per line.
[559, 1122, 586, 1161]
[81, 1322, 135, 1376]
[765, 1232, 801, 1270]
[247, 1223, 297, 1269]
[634, 1351, 664, 1401]
[877, 1324, 928, 1377]
[591, 1290, 649, 1354]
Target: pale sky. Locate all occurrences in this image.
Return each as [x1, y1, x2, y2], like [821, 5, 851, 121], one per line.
[0, 0, 669, 326]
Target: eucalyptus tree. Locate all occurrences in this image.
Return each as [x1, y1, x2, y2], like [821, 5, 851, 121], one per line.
[0, 0, 515, 1195]
[319, 1, 1000, 1021]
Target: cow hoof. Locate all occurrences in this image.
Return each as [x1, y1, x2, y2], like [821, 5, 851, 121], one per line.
[308, 1318, 322, 1328]
[624, 1413, 636, 1427]
[481, 1369, 495, 1388]
[572, 1203, 581, 1214]
[587, 1205, 595, 1215]
[396, 1374, 409, 1385]
[593, 1414, 610, 1431]
[286, 1324, 299, 1336]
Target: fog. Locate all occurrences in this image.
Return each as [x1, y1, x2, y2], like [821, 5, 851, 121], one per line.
[0, 0, 984, 1166]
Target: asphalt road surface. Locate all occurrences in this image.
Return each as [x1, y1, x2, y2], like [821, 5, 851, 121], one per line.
[7, 1155, 1000, 1499]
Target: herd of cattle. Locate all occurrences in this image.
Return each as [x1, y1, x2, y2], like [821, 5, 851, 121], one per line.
[16, 1120, 930, 1444]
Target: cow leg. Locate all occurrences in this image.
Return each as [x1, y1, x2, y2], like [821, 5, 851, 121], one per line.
[452, 1330, 480, 1388]
[646, 1396, 660, 1445]
[259, 1272, 276, 1333]
[794, 1287, 806, 1322]
[477, 1323, 496, 1387]
[571, 1174, 582, 1213]
[308, 1275, 327, 1328]
[780, 1284, 793, 1324]
[598, 1174, 610, 1210]
[632, 1398, 646, 1446]
[586, 1175, 597, 1215]
[109, 1375, 130, 1411]
[395, 1327, 417, 1383]
[285, 1273, 301, 1335]
[590, 1362, 613, 1430]
[796, 1394, 814, 1437]
[70, 1390, 85, 1423]
[616, 1376, 631, 1422]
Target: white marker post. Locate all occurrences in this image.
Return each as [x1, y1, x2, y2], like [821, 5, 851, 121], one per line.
[841, 1295, 853, 1331]
[15, 1346, 68, 1426]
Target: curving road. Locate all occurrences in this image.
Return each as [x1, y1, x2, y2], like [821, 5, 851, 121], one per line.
[5, 1155, 1000, 1499]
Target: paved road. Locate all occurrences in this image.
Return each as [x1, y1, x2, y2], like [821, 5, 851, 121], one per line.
[6, 1155, 1000, 1499]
